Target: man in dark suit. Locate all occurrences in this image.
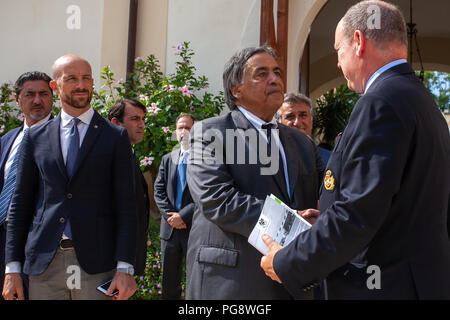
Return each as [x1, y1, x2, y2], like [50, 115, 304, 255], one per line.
[261, 0, 450, 299]
[0, 71, 53, 300]
[154, 113, 195, 299]
[2, 54, 137, 300]
[108, 98, 150, 277]
[185, 46, 325, 299]
[279, 93, 331, 165]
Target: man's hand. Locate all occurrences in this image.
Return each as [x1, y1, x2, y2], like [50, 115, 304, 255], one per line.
[106, 272, 137, 300]
[260, 234, 283, 284]
[297, 208, 320, 225]
[167, 212, 187, 229]
[2, 273, 24, 300]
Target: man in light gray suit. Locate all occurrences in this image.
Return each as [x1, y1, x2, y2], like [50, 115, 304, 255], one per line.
[185, 46, 325, 300]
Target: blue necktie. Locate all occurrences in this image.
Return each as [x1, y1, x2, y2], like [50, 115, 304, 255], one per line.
[175, 151, 188, 211]
[0, 129, 28, 226]
[64, 118, 81, 238]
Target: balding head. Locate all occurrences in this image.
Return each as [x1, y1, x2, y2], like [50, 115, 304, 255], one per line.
[52, 54, 92, 81]
[340, 0, 407, 50]
[50, 54, 94, 115]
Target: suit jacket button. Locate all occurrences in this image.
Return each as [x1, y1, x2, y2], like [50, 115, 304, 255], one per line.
[67, 193, 72, 199]
[60, 217, 65, 223]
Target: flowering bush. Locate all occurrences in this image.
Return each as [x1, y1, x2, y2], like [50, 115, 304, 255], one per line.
[133, 218, 166, 299]
[92, 41, 225, 173]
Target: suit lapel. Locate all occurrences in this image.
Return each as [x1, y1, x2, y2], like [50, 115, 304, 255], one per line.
[70, 111, 103, 179]
[278, 125, 298, 201]
[48, 115, 68, 180]
[0, 126, 22, 171]
[232, 109, 290, 201]
[168, 149, 180, 205]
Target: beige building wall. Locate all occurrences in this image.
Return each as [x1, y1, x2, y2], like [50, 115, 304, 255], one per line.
[0, 0, 104, 86]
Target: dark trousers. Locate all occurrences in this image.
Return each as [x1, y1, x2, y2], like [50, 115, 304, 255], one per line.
[161, 229, 189, 300]
[0, 223, 29, 300]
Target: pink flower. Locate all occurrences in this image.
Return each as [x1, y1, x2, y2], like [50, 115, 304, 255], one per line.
[190, 106, 195, 112]
[179, 85, 192, 97]
[17, 113, 24, 121]
[139, 94, 149, 101]
[135, 56, 144, 62]
[147, 103, 161, 115]
[140, 156, 154, 167]
[162, 126, 171, 134]
[174, 43, 183, 54]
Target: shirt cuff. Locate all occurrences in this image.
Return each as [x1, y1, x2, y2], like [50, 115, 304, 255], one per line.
[116, 261, 133, 269]
[5, 261, 22, 274]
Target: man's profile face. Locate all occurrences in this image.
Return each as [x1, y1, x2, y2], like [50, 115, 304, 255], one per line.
[280, 102, 313, 136]
[335, 21, 363, 93]
[176, 116, 194, 147]
[17, 80, 53, 126]
[116, 103, 146, 145]
[232, 52, 284, 114]
[54, 59, 94, 109]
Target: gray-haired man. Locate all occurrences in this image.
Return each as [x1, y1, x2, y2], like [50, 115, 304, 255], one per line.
[185, 46, 324, 299]
[261, 0, 450, 299]
[279, 93, 331, 164]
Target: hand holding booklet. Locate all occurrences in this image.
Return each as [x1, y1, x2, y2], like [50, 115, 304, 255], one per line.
[248, 194, 312, 255]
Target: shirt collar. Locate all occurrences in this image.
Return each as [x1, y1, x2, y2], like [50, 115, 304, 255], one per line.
[237, 106, 277, 129]
[364, 59, 407, 94]
[23, 113, 52, 130]
[61, 106, 94, 127]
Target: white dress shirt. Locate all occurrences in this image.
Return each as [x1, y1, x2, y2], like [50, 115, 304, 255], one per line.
[364, 59, 407, 94]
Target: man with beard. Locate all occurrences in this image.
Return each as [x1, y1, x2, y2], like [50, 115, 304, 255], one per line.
[154, 113, 195, 299]
[0, 71, 53, 300]
[2, 54, 138, 300]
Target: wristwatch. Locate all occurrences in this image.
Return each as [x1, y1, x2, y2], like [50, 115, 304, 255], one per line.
[117, 266, 135, 276]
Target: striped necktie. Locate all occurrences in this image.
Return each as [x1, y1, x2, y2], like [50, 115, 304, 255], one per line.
[0, 129, 28, 226]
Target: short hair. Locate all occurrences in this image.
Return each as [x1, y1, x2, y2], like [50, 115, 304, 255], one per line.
[283, 93, 313, 113]
[176, 113, 195, 125]
[108, 98, 146, 122]
[14, 71, 53, 98]
[341, 0, 407, 48]
[223, 46, 277, 110]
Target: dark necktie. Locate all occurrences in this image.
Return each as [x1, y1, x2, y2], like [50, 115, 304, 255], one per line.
[0, 129, 28, 226]
[261, 123, 275, 152]
[64, 118, 81, 239]
[261, 123, 289, 200]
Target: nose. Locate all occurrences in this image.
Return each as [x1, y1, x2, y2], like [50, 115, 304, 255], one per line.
[33, 94, 42, 105]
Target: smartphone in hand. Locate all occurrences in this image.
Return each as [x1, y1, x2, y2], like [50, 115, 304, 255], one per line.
[97, 279, 119, 296]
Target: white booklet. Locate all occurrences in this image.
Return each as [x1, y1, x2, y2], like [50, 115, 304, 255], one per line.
[248, 194, 312, 255]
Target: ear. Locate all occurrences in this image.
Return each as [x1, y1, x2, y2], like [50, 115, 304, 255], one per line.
[230, 85, 242, 101]
[49, 80, 59, 94]
[354, 30, 365, 57]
